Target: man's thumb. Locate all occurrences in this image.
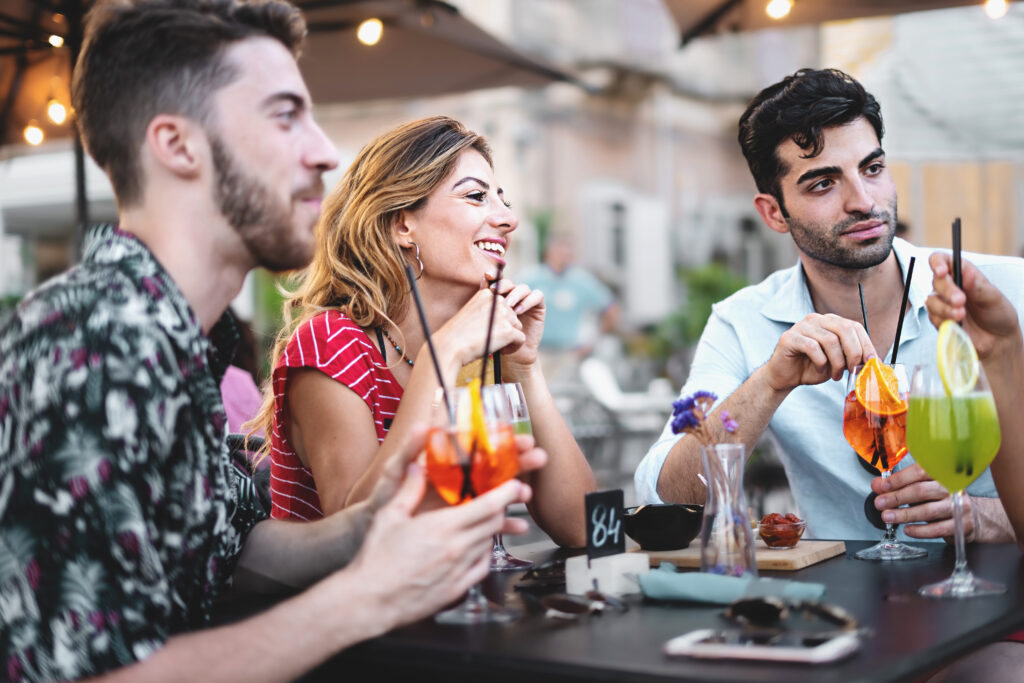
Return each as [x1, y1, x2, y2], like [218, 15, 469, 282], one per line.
[385, 462, 428, 517]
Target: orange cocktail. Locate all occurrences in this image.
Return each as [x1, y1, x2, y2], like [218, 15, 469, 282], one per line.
[426, 422, 517, 505]
[843, 359, 925, 561]
[843, 358, 908, 473]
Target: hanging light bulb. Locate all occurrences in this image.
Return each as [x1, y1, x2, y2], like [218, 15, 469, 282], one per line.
[984, 0, 1009, 19]
[24, 122, 44, 145]
[766, 0, 793, 20]
[357, 18, 383, 45]
[48, 34, 64, 47]
[47, 99, 67, 125]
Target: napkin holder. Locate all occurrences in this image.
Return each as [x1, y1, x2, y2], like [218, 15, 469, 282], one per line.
[566, 552, 649, 597]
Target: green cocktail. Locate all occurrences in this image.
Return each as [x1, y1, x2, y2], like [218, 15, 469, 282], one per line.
[906, 393, 1001, 493]
[909, 336, 1005, 598]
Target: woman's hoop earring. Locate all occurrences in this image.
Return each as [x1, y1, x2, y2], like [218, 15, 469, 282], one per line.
[407, 242, 424, 280]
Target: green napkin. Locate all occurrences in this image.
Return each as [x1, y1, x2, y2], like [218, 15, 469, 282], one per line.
[638, 563, 826, 604]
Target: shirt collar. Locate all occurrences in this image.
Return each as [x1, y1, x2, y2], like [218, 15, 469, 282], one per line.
[760, 237, 927, 326]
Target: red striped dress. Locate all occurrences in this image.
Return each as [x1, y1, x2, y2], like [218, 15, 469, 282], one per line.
[268, 310, 402, 520]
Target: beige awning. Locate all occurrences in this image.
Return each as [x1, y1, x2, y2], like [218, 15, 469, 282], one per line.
[297, 0, 577, 104]
[664, 0, 1000, 45]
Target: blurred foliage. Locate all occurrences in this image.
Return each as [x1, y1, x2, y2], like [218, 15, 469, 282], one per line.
[531, 208, 554, 262]
[0, 294, 21, 323]
[251, 269, 290, 382]
[650, 262, 748, 359]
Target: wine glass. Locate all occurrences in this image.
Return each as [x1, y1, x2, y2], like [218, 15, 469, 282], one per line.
[488, 383, 535, 572]
[843, 361, 926, 560]
[906, 361, 1004, 597]
[425, 385, 520, 623]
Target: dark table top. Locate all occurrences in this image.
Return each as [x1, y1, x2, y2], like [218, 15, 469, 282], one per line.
[286, 540, 1024, 683]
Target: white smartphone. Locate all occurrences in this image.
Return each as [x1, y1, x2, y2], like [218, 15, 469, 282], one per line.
[664, 628, 861, 664]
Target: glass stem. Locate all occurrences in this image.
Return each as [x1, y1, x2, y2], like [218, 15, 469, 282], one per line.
[466, 582, 487, 608]
[493, 533, 506, 551]
[881, 470, 898, 543]
[951, 490, 969, 579]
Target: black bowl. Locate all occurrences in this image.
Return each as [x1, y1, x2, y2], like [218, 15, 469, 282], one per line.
[623, 503, 704, 551]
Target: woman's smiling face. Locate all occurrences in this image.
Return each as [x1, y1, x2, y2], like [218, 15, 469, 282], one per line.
[401, 148, 518, 291]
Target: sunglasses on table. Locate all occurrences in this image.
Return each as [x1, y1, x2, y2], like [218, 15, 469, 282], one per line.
[722, 596, 866, 646]
[540, 590, 629, 620]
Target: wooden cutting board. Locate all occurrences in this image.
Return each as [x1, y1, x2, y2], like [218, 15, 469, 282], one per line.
[636, 539, 846, 571]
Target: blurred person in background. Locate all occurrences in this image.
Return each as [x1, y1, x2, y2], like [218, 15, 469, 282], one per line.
[252, 116, 595, 547]
[635, 68, 1023, 546]
[0, 2, 542, 680]
[518, 233, 620, 383]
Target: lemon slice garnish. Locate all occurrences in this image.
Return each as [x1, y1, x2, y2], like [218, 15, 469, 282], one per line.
[937, 319, 979, 396]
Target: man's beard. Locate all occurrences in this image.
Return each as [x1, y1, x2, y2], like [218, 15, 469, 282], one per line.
[786, 199, 898, 270]
[210, 135, 317, 272]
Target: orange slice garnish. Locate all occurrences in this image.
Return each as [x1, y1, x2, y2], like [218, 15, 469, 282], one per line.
[854, 357, 906, 416]
[466, 378, 493, 455]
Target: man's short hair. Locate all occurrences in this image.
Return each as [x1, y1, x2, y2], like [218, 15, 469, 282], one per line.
[737, 68, 884, 213]
[72, 0, 306, 207]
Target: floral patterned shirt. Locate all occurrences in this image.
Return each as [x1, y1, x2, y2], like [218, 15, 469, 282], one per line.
[0, 226, 268, 681]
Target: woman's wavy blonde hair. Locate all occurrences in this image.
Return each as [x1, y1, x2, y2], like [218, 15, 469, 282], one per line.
[248, 116, 493, 456]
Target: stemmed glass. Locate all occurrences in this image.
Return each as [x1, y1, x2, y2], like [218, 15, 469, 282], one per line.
[425, 385, 521, 623]
[489, 383, 535, 572]
[906, 361, 1004, 597]
[843, 361, 926, 560]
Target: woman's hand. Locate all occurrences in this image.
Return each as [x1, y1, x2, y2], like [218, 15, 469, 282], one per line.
[926, 252, 1022, 362]
[434, 287, 526, 369]
[491, 277, 545, 367]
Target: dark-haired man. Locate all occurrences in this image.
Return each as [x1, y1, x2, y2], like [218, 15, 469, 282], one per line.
[0, 1, 540, 680]
[636, 68, 1024, 545]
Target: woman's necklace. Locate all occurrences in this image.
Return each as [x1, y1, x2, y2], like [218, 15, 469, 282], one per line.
[382, 328, 414, 367]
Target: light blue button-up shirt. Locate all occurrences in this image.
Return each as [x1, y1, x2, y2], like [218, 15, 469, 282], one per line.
[635, 238, 1024, 540]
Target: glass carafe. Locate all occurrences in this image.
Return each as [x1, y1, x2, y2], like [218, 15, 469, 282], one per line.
[699, 443, 758, 578]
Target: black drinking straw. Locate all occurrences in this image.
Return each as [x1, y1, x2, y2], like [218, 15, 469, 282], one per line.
[889, 256, 916, 365]
[404, 265, 453, 422]
[952, 218, 962, 289]
[858, 283, 870, 337]
[479, 265, 505, 387]
[493, 351, 502, 385]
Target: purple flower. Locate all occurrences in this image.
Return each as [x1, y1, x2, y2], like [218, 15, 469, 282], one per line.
[670, 391, 717, 436]
[721, 410, 739, 434]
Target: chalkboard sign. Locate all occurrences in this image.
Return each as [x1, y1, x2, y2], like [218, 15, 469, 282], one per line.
[585, 489, 625, 560]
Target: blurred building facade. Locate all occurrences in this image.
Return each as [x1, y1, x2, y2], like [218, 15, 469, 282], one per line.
[3, 1, 1023, 346]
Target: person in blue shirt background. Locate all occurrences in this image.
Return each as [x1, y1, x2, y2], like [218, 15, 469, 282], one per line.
[519, 234, 619, 382]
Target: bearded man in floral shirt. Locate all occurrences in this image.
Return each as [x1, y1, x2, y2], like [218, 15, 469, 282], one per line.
[0, 1, 541, 681]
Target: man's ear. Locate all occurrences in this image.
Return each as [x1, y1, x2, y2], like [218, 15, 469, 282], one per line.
[144, 114, 203, 179]
[753, 192, 790, 235]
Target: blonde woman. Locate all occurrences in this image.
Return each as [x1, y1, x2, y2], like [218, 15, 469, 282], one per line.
[253, 116, 595, 547]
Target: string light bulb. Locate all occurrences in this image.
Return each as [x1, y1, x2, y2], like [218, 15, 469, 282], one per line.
[48, 34, 64, 47]
[766, 0, 793, 20]
[24, 122, 44, 145]
[984, 0, 1009, 19]
[47, 99, 67, 125]
[357, 18, 383, 45]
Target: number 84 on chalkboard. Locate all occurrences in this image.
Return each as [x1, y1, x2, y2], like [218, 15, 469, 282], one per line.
[585, 489, 625, 559]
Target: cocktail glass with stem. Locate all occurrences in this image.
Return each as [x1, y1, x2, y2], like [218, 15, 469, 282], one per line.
[425, 385, 520, 623]
[843, 360, 927, 560]
[907, 360, 1004, 597]
[488, 382, 535, 572]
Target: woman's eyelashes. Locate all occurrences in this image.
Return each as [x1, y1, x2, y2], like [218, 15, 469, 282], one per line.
[465, 190, 512, 209]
